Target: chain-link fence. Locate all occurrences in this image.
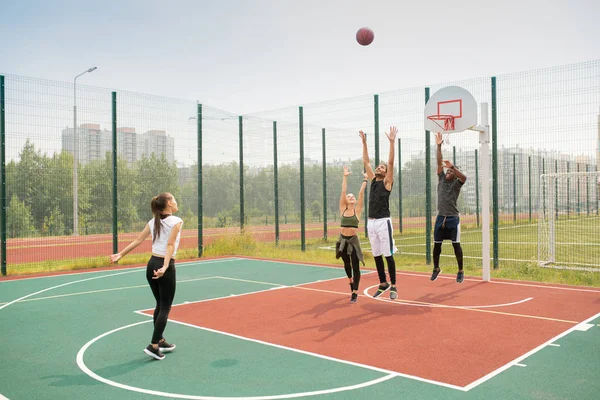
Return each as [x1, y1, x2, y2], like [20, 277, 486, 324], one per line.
[1, 60, 599, 274]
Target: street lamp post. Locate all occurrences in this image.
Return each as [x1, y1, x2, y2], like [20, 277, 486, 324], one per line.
[73, 66, 97, 236]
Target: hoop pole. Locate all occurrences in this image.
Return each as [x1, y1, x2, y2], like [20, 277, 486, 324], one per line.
[479, 102, 491, 282]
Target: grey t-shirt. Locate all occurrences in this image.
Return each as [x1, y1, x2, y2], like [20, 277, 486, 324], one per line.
[437, 171, 463, 216]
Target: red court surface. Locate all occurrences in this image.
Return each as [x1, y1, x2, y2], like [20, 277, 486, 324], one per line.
[147, 273, 600, 388]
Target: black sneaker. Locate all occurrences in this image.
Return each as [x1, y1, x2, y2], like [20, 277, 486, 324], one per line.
[159, 338, 176, 352]
[456, 271, 464, 284]
[144, 344, 165, 360]
[389, 286, 398, 300]
[430, 268, 441, 281]
[350, 293, 358, 303]
[373, 283, 390, 298]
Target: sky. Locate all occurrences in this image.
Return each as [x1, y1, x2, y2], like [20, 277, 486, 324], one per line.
[1, 0, 599, 115]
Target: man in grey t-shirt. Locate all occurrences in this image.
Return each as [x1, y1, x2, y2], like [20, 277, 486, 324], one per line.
[430, 132, 467, 283]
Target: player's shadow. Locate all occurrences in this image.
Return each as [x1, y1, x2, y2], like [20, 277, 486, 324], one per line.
[41, 356, 154, 387]
[289, 296, 351, 319]
[414, 280, 486, 306]
[284, 297, 430, 341]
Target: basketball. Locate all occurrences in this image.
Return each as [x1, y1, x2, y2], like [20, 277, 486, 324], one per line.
[356, 27, 374, 46]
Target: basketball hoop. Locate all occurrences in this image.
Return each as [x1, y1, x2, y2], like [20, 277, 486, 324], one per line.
[427, 114, 455, 131]
[427, 114, 455, 145]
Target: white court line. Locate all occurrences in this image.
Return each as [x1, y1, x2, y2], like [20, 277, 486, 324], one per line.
[231, 253, 600, 293]
[0, 393, 10, 399]
[363, 284, 534, 309]
[514, 363, 527, 368]
[0, 269, 141, 311]
[548, 343, 561, 347]
[0, 259, 236, 311]
[463, 312, 600, 391]
[0, 276, 218, 305]
[76, 321, 401, 399]
[0, 258, 237, 283]
[134, 274, 376, 312]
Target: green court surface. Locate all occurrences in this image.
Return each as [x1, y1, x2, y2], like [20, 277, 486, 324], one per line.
[1, 257, 599, 399]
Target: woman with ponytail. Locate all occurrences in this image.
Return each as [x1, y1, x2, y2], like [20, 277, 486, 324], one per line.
[110, 192, 183, 360]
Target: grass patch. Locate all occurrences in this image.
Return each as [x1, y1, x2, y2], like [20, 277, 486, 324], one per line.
[4, 229, 600, 288]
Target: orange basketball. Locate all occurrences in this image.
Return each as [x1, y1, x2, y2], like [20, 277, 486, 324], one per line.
[356, 27, 374, 46]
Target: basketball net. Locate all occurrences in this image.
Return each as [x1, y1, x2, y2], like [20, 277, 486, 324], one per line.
[427, 115, 454, 146]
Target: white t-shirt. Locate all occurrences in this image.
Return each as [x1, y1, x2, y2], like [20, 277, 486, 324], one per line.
[148, 215, 183, 257]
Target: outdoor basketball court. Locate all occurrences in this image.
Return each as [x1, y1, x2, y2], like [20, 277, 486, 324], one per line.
[1, 257, 599, 399]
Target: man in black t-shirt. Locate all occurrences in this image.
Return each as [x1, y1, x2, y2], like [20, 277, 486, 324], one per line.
[360, 126, 399, 299]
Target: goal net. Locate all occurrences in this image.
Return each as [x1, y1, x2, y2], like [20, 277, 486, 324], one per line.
[538, 171, 600, 271]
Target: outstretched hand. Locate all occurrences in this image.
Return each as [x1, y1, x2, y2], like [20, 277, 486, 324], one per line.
[109, 253, 122, 263]
[363, 172, 368, 181]
[343, 165, 351, 177]
[385, 126, 398, 142]
[435, 132, 443, 146]
[443, 160, 454, 169]
[359, 130, 367, 143]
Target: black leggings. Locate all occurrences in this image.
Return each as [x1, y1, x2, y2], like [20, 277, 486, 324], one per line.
[433, 242, 463, 270]
[146, 256, 176, 344]
[374, 255, 397, 285]
[340, 242, 361, 291]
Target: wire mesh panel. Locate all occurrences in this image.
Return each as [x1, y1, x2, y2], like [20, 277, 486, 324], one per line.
[0, 59, 599, 275]
[242, 115, 275, 232]
[302, 95, 374, 243]
[497, 61, 600, 266]
[115, 91, 197, 256]
[246, 106, 304, 245]
[2, 75, 113, 270]
[539, 171, 600, 270]
[202, 106, 241, 235]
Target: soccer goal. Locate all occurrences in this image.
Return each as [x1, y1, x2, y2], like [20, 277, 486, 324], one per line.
[538, 171, 600, 271]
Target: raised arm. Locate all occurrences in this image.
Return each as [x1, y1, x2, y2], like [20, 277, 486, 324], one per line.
[339, 166, 351, 212]
[355, 172, 368, 218]
[384, 126, 398, 190]
[109, 224, 151, 263]
[436, 132, 444, 175]
[443, 160, 467, 184]
[359, 130, 375, 181]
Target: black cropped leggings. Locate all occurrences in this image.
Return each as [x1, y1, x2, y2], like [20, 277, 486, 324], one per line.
[340, 241, 361, 291]
[146, 256, 176, 344]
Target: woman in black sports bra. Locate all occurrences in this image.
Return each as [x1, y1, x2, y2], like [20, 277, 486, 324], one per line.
[336, 166, 368, 303]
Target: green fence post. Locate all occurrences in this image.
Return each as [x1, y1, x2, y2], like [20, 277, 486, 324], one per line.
[528, 156, 532, 222]
[273, 121, 279, 245]
[577, 163, 581, 216]
[567, 161, 570, 218]
[425, 87, 432, 265]
[322, 128, 327, 240]
[592, 165, 600, 215]
[239, 116, 244, 230]
[0, 76, 6, 276]
[513, 154, 517, 223]
[197, 103, 203, 257]
[364, 133, 368, 238]
[586, 164, 590, 215]
[491, 76, 499, 269]
[111, 92, 118, 254]
[554, 159, 559, 220]
[299, 107, 306, 251]
[374, 94, 379, 166]
[475, 149, 480, 227]
[398, 137, 402, 233]
[453, 146, 456, 165]
[542, 158, 546, 217]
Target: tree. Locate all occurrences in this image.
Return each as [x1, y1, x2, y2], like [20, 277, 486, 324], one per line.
[7, 195, 36, 238]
